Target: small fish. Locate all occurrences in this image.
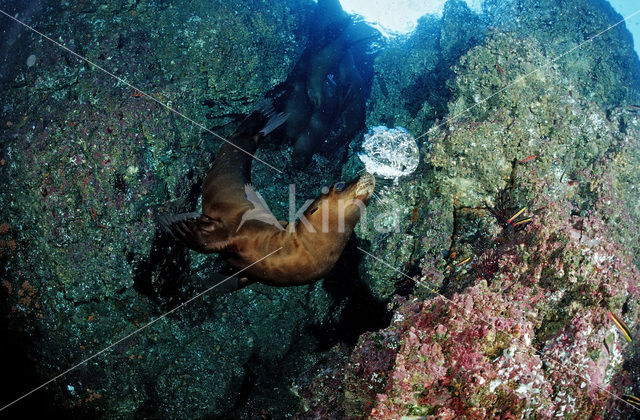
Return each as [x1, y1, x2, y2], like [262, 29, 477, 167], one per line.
[512, 217, 532, 227]
[603, 338, 611, 356]
[608, 311, 632, 342]
[456, 256, 471, 266]
[520, 155, 537, 164]
[622, 394, 640, 408]
[507, 207, 527, 225]
[497, 63, 503, 75]
[627, 104, 640, 110]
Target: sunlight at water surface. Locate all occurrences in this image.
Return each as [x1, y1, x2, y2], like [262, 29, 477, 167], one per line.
[339, 0, 481, 35]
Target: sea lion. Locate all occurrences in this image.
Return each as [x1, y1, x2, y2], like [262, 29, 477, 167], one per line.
[291, 72, 344, 168]
[158, 101, 374, 290]
[329, 48, 366, 148]
[305, 21, 376, 109]
[288, 29, 377, 167]
[291, 48, 367, 168]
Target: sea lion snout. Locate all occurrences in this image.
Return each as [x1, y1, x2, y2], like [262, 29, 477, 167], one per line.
[338, 172, 374, 205]
[353, 172, 375, 202]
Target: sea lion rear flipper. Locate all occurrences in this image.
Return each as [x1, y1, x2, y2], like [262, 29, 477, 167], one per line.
[156, 212, 230, 253]
[259, 109, 288, 137]
[232, 100, 288, 141]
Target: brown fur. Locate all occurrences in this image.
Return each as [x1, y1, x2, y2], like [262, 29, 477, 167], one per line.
[158, 102, 374, 288]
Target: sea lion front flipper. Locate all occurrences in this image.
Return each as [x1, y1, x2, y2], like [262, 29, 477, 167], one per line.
[157, 212, 231, 253]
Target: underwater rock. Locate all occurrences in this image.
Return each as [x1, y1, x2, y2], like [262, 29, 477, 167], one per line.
[427, 30, 640, 267]
[336, 2, 488, 303]
[299, 195, 640, 417]
[366, 0, 485, 135]
[345, 3, 486, 302]
[3, 0, 640, 417]
[429, 31, 623, 208]
[483, 0, 640, 109]
[0, 0, 328, 417]
[310, 1, 640, 416]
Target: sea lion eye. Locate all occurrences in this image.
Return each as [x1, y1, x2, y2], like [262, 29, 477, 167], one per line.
[334, 181, 346, 191]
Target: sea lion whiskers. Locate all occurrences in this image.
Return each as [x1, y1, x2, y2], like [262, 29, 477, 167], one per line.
[371, 192, 383, 206]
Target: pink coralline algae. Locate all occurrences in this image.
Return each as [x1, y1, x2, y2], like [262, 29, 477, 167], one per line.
[363, 285, 557, 419]
[298, 195, 640, 418]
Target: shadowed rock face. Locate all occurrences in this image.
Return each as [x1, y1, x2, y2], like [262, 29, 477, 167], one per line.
[273, 0, 379, 168]
[0, 1, 323, 417]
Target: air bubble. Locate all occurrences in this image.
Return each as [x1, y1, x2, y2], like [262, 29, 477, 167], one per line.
[358, 126, 419, 180]
[26, 54, 36, 67]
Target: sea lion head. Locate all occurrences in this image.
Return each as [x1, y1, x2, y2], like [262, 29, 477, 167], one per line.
[303, 172, 375, 233]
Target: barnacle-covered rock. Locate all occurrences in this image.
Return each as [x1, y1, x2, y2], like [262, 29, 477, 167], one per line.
[483, 0, 640, 109]
[428, 32, 624, 209]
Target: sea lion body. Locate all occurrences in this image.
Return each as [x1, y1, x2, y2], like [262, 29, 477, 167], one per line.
[158, 101, 374, 289]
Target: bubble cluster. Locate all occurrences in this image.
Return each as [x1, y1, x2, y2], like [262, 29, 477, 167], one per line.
[358, 126, 419, 179]
[26, 54, 36, 67]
